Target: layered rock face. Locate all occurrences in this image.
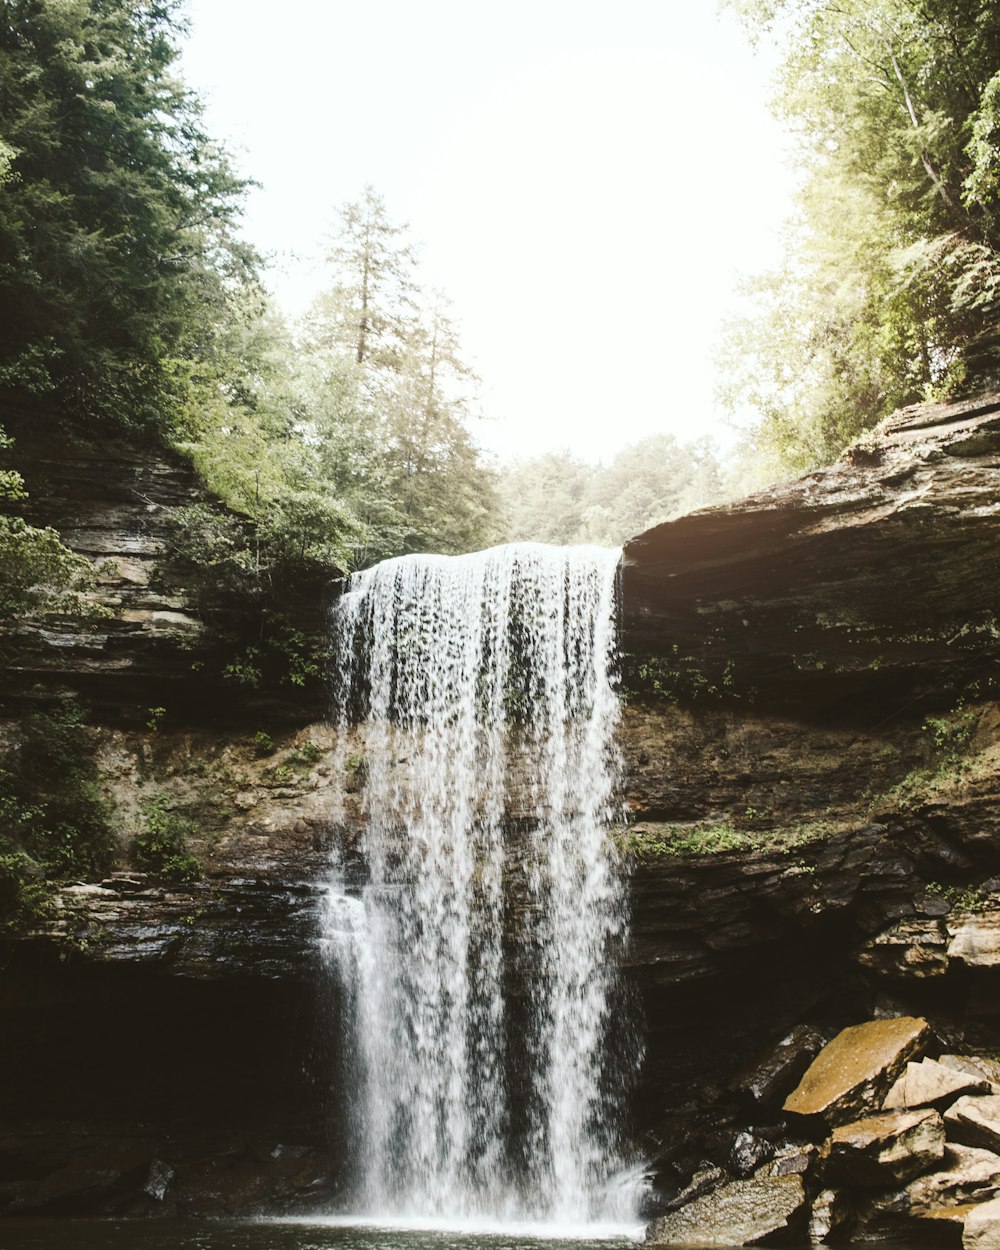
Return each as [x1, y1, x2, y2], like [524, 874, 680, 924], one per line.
[2, 388, 1000, 1222]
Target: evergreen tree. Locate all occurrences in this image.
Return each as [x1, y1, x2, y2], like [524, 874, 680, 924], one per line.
[0, 0, 250, 430]
[302, 191, 499, 561]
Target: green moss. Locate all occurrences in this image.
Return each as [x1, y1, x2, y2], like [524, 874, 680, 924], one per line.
[615, 817, 839, 859]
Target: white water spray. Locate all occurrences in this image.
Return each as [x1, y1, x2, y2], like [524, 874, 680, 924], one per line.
[323, 543, 638, 1225]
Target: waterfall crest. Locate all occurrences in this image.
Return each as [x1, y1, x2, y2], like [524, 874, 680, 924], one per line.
[323, 542, 638, 1225]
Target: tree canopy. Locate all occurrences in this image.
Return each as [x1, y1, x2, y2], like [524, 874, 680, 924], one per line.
[723, 0, 1000, 474]
[500, 436, 722, 548]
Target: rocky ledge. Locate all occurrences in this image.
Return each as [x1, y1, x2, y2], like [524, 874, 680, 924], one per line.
[623, 389, 1000, 706]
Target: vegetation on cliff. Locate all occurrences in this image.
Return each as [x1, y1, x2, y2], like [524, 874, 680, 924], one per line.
[0, 0, 498, 621]
[724, 0, 1000, 475]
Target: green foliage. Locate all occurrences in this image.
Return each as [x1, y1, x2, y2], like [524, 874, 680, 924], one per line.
[0, 699, 116, 934]
[0, 426, 108, 625]
[289, 740, 322, 767]
[132, 794, 200, 884]
[723, 0, 1000, 475]
[621, 650, 740, 704]
[0, 0, 251, 430]
[252, 730, 274, 756]
[300, 186, 501, 563]
[500, 436, 723, 547]
[923, 709, 978, 753]
[615, 816, 836, 858]
[924, 881, 993, 914]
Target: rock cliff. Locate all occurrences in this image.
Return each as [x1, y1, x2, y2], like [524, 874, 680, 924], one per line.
[2, 388, 1000, 1223]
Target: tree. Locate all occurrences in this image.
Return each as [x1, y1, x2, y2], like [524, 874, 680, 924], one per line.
[499, 438, 722, 548]
[723, 0, 1000, 473]
[302, 191, 500, 561]
[0, 0, 251, 430]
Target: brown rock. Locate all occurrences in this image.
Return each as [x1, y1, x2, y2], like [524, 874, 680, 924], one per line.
[645, 1173, 805, 1246]
[885, 1059, 991, 1110]
[825, 1108, 945, 1186]
[784, 1016, 931, 1125]
[946, 1097, 1000, 1154]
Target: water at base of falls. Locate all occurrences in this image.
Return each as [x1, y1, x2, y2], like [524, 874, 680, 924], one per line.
[322, 543, 642, 1228]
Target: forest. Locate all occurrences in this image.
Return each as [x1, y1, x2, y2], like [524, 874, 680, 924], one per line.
[1, 0, 1000, 602]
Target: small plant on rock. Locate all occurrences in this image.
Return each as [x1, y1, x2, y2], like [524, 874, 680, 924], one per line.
[132, 795, 201, 884]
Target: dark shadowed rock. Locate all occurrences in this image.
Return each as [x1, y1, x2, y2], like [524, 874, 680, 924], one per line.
[730, 1025, 826, 1109]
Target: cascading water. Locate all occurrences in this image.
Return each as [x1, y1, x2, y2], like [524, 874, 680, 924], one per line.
[321, 542, 640, 1227]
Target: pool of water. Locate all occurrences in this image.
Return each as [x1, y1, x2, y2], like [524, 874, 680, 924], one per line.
[0, 1219, 641, 1250]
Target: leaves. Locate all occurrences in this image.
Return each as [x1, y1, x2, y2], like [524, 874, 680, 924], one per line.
[723, 0, 1000, 475]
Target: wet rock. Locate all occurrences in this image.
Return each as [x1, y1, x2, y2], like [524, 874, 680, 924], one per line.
[645, 1173, 806, 1246]
[964, 1195, 1000, 1250]
[949, 915, 1000, 968]
[144, 1158, 174, 1201]
[725, 1130, 775, 1178]
[784, 1016, 931, 1125]
[885, 1059, 991, 1110]
[946, 1097, 1000, 1154]
[809, 1187, 854, 1243]
[729, 1025, 826, 1109]
[662, 1164, 726, 1213]
[857, 918, 949, 978]
[824, 1108, 945, 1185]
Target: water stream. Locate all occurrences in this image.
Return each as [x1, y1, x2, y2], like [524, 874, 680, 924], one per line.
[322, 543, 640, 1228]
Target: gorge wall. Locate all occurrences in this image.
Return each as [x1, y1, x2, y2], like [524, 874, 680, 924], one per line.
[2, 390, 1000, 1220]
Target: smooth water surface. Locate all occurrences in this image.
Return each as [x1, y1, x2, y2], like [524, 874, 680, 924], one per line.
[0, 1219, 638, 1250]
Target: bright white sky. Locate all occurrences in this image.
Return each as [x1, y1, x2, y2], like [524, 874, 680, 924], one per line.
[179, 1, 794, 464]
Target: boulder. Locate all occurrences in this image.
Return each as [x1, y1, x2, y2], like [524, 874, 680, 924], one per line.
[907, 1144, 1000, 1213]
[784, 1016, 931, 1125]
[824, 1108, 945, 1185]
[645, 1173, 805, 1246]
[949, 914, 1000, 968]
[964, 1195, 1000, 1250]
[946, 1097, 1000, 1154]
[885, 1059, 991, 1110]
[729, 1025, 826, 1108]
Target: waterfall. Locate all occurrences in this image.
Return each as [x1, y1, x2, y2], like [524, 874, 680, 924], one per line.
[322, 542, 639, 1226]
